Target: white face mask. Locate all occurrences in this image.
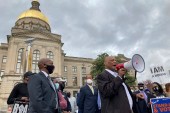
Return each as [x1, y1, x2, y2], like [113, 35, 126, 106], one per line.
[87, 79, 93, 84]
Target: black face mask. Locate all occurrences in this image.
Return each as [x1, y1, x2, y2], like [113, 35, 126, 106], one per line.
[45, 64, 55, 74]
[153, 87, 159, 92]
[59, 82, 65, 91]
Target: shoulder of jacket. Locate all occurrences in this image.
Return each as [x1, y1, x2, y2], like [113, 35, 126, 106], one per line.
[30, 73, 42, 81]
[97, 70, 108, 78]
[80, 85, 88, 90]
[81, 85, 86, 89]
[15, 83, 23, 87]
[93, 86, 98, 89]
[34, 72, 42, 77]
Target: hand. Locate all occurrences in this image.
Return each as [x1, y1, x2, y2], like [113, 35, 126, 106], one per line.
[63, 111, 70, 113]
[21, 97, 29, 101]
[136, 93, 144, 99]
[145, 80, 153, 92]
[148, 102, 152, 105]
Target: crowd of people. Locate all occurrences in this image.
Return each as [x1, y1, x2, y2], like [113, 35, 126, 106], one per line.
[7, 57, 170, 113]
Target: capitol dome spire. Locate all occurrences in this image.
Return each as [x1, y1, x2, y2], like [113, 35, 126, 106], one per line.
[30, 0, 41, 11]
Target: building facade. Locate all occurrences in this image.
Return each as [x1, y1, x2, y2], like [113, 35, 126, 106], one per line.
[0, 1, 136, 110]
[0, 0, 93, 109]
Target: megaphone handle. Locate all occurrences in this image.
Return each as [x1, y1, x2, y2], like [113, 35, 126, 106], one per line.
[135, 71, 137, 79]
[125, 71, 137, 84]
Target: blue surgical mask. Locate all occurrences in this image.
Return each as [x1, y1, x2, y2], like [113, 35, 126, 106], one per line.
[55, 83, 59, 89]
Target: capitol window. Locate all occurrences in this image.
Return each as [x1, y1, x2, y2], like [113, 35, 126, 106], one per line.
[2, 56, 7, 63]
[0, 70, 4, 77]
[82, 67, 86, 73]
[64, 66, 67, 72]
[72, 76, 77, 86]
[72, 66, 77, 73]
[16, 48, 24, 73]
[32, 50, 40, 73]
[46, 51, 54, 61]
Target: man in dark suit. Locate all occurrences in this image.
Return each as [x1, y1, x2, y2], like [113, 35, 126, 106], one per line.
[77, 75, 99, 113]
[97, 56, 144, 113]
[28, 58, 58, 113]
[134, 83, 155, 113]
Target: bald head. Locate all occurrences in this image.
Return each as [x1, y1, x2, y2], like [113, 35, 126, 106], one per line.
[86, 74, 92, 79]
[38, 58, 55, 74]
[104, 56, 117, 71]
[38, 58, 51, 69]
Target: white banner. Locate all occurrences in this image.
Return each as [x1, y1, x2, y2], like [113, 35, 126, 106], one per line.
[150, 65, 170, 84]
[12, 102, 28, 113]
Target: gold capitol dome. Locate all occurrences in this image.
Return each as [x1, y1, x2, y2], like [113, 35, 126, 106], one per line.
[17, 0, 49, 24]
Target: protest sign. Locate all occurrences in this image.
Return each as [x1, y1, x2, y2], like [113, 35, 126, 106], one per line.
[11, 101, 28, 113]
[150, 65, 170, 84]
[151, 98, 170, 113]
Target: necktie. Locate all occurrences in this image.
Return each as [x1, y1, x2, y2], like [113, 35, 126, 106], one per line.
[47, 76, 58, 109]
[97, 91, 101, 109]
[141, 91, 148, 103]
[47, 76, 56, 91]
[88, 85, 94, 94]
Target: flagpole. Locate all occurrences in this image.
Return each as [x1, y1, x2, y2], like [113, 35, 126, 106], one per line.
[25, 38, 35, 72]
[26, 43, 31, 72]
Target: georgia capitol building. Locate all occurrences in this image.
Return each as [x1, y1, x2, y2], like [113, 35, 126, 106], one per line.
[0, 0, 93, 109]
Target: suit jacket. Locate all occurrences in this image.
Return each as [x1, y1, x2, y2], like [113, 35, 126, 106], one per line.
[134, 90, 155, 113]
[77, 84, 98, 113]
[97, 70, 139, 113]
[28, 72, 57, 113]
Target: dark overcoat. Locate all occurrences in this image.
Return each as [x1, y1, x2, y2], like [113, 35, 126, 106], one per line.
[134, 90, 155, 113]
[28, 72, 57, 113]
[77, 84, 99, 113]
[97, 70, 139, 113]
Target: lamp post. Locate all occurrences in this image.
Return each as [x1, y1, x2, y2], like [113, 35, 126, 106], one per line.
[80, 63, 85, 87]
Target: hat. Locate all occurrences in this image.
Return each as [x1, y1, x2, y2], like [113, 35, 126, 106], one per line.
[138, 82, 144, 86]
[24, 71, 33, 78]
[56, 77, 66, 82]
[116, 64, 124, 70]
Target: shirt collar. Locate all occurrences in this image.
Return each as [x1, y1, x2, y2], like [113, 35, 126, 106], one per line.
[105, 69, 118, 77]
[41, 71, 48, 78]
[87, 84, 92, 87]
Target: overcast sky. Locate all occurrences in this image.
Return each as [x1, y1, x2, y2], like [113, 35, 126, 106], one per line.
[0, 0, 170, 83]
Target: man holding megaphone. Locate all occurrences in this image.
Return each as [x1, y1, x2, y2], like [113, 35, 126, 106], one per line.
[97, 55, 145, 113]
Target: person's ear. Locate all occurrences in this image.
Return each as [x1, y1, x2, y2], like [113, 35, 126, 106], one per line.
[104, 61, 107, 66]
[44, 64, 47, 68]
